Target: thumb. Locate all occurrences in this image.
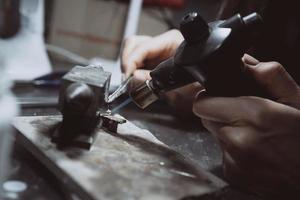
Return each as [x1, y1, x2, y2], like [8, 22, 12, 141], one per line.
[242, 54, 300, 102]
[133, 69, 151, 82]
[128, 69, 151, 92]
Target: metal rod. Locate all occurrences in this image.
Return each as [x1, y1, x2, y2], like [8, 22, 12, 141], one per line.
[115, 0, 143, 70]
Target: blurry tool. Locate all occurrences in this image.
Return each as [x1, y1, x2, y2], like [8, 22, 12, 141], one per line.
[17, 97, 58, 108]
[14, 71, 67, 88]
[0, 42, 18, 193]
[0, 0, 20, 38]
[15, 71, 67, 109]
[130, 12, 264, 109]
[0, 0, 51, 80]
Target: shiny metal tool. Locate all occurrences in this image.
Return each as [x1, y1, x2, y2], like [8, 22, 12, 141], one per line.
[130, 12, 265, 109]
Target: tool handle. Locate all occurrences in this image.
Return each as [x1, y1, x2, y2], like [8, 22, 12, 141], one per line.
[150, 58, 194, 94]
[203, 59, 270, 98]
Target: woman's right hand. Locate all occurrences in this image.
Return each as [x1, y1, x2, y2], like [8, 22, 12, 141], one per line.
[122, 29, 202, 117]
[121, 29, 184, 81]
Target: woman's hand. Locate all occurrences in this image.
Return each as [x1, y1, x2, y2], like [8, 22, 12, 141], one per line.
[193, 54, 300, 198]
[122, 29, 184, 79]
[122, 30, 202, 116]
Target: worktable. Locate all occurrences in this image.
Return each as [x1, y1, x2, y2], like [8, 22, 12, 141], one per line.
[7, 84, 262, 200]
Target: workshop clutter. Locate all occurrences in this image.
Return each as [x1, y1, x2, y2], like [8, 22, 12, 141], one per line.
[48, 0, 172, 61]
[49, 0, 126, 60]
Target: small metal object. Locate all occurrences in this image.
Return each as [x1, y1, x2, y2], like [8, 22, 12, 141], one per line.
[107, 76, 132, 103]
[101, 114, 126, 133]
[130, 80, 158, 109]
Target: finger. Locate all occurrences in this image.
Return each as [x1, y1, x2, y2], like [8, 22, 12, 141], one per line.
[195, 90, 300, 130]
[122, 36, 150, 72]
[127, 69, 152, 92]
[124, 30, 183, 78]
[133, 69, 151, 82]
[123, 30, 184, 78]
[122, 36, 151, 77]
[125, 38, 169, 76]
[165, 83, 203, 105]
[201, 119, 236, 145]
[201, 119, 227, 138]
[193, 92, 279, 126]
[124, 43, 161, 78]
[193, 92, 253, 124]
[242, 54, 259, 65]
[202, 119, 259, 154]
[243, 56, 299, 101]
[161, 83, 203, 117]
[124, 42, 155, 78]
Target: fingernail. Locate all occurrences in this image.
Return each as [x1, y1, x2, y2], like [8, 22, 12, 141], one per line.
[242, 54, 259, 65]
[134, 70, 151, 81]
[194, 90, 207, 100]
[192, 90, 207, 115]
[125, 72, 131, 79]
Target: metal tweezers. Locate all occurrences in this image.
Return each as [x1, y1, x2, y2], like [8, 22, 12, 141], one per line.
[107, 76, 132, 103]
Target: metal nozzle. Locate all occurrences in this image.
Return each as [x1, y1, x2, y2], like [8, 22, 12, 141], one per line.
[130, 80, 159, 109]
[243, 13, 263, 30]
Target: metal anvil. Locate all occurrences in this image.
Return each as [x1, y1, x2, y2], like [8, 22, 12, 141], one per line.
[51, 65, 125, 149]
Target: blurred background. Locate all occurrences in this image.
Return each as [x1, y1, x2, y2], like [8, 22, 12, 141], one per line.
[44, 0, 221, 61]
[0, 0, 236, 69]
[0, 0, 266, 81]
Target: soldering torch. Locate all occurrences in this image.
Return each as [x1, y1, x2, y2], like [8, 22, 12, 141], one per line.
[129, 12, 266, 109]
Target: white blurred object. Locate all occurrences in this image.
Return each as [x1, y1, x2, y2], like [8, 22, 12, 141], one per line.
[0, 58, 18, 188]
[0, 0, 51, 80]
[91, 0, 143, 90]
[123, 0, 143, 41]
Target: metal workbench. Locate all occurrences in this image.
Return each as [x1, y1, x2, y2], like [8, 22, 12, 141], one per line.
[6, 84, 262, 200]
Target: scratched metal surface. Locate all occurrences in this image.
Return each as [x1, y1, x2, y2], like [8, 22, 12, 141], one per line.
[13, 115, 226, 200]
[13, 85, 261, 199]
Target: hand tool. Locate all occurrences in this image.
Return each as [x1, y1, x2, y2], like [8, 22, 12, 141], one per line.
[14, 71, 67, 88]
[128, 12, 265, 109]
[107, 76, 132, 104]
[17, 97, 58, 108]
